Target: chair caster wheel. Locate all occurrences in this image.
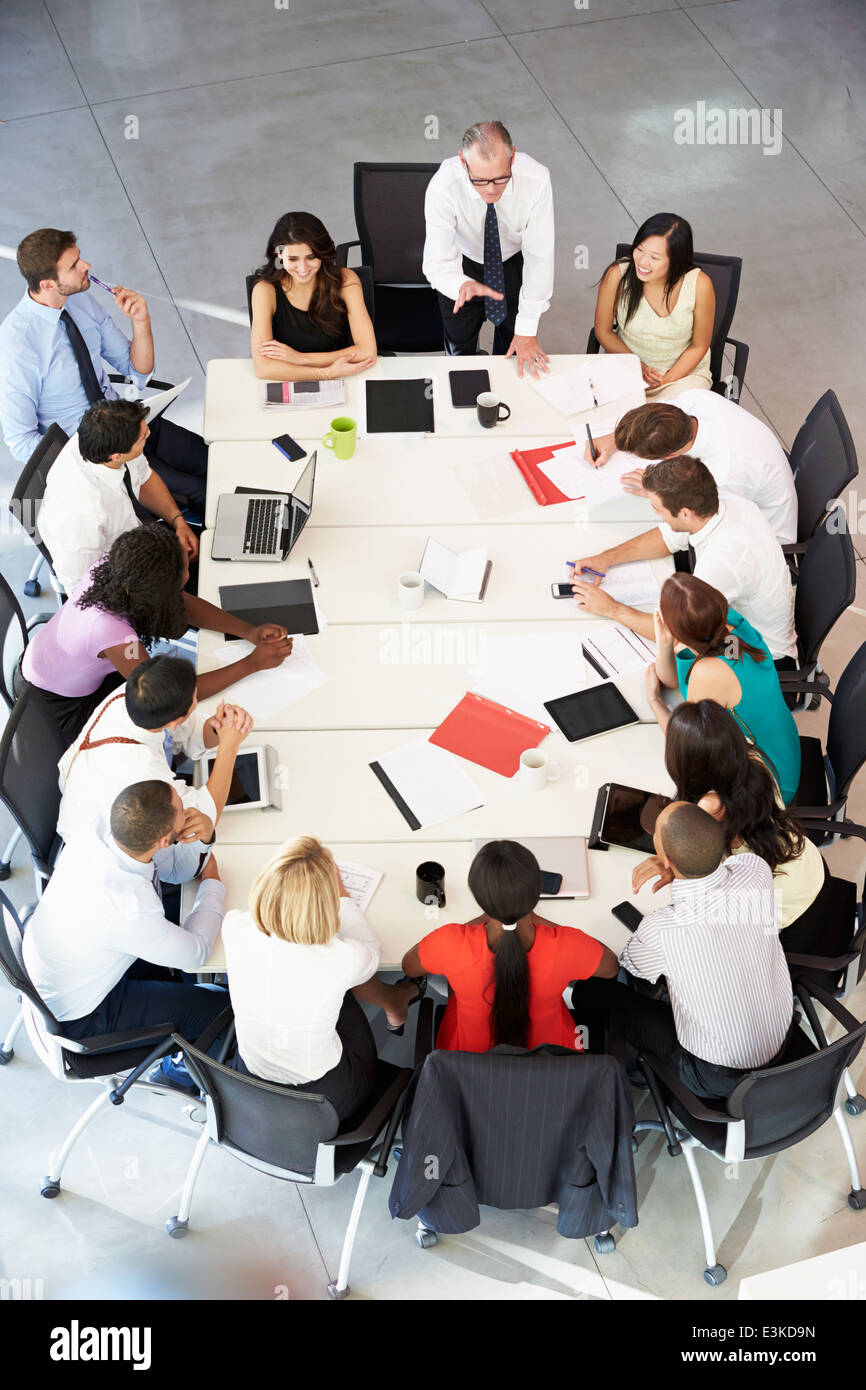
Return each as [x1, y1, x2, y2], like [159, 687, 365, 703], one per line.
[23, 580, 41, 598]
[0, 1048, 12, 1064]
[416, 1229, 438, 1249]
[845, 1096, 866, 1116]
[595, 1233, 615, 1254]
[704, 1264, 727, 1286]
[0, 862, 10, 881]
[41, 1178, 61, 1198]
[327, 1281, 349, 1299]
[848, 1190, 866, 1211]
[631, 1137, 638, 1153]
[165, 1217, 188, 1237]
[807, 696, 821, 711]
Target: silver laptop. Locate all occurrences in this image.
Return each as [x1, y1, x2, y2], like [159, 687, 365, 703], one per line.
[211, 451, 316, 562]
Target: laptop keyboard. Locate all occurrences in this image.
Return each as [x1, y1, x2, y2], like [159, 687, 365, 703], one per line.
[243, 497, 282, 555]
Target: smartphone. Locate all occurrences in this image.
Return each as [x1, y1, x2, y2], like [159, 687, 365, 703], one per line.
[272, 433, 306, 463]
[611, 900, 643, 933]
[540, 870, 563, 895]
[551, 582, 575, 599]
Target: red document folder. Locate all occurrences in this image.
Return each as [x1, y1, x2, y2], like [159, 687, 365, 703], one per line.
[510, 440, 579, 506]
[429, 693, 550, 777]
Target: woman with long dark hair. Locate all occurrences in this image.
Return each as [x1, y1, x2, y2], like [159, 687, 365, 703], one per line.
[593, 213, 714, 400]
[250, 211, 377, 383]
[401, 841, 617, 1052]
[644, 572, 801, 804]
[634, 700, 831, 952]
[23, 523, 293, 741]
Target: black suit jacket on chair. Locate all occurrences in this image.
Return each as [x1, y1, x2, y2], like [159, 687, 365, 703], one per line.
[388, 1044, 637, 1239]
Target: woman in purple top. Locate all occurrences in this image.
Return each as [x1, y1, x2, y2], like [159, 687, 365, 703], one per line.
[23, 523, 294, 741]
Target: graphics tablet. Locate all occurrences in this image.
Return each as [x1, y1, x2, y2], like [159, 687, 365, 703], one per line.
[543, 683, 639, 743]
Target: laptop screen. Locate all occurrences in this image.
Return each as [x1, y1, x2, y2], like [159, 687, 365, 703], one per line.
[287, 451, 316, 554]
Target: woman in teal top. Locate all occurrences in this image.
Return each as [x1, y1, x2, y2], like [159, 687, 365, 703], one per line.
[643, 573, 802, 805]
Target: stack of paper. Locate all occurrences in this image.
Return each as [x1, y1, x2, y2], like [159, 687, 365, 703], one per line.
[212, 634, 328, 719]
[369, 737, 484, 831]
[597, 560, 660, 609]
[582, 625, 657, 679]
[532, 355, 644, 418]
[471, 631, 588, 725]
[335, 860, 383, 914]
[537, 445, 640, 506]
[419, 537, 491, 602]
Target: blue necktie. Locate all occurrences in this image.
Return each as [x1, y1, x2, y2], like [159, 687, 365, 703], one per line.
[482, 205, 507, 326]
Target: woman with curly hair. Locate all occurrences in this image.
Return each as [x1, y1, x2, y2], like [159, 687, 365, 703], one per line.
[23, 523, 292, 741]
[250, 211, 376, 383]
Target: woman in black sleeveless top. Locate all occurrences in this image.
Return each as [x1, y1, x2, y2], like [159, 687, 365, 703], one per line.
[250, 212, 377, 385]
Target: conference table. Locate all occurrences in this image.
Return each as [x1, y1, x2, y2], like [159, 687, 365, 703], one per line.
[190, 355, 673, 970]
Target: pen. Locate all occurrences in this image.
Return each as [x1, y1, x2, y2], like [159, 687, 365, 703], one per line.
[586, 423, 599, 462]
[566, 561, 606, 579]
[587, 377, 598, 408]
[89, 273, 116, 294]
[307, 558, 319, 588]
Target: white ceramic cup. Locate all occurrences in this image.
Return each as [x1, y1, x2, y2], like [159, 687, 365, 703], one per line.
[518, 747, 560, 791]
[397, 571, 425, 610]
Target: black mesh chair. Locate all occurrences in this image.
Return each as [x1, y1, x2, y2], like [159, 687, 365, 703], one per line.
[778, 504, 856, 708]
[789, 642, 866, 848]
[0, 574, 55, 882]
[784, 390, 859, 557]
[245, 269, 376, 331]
[9, 423, 68, 601]
[165, 1034, 412, 1299]
[586, 245, 749, 397]
[336, 163, 444, 354]
[634, 980, 866, 1285]
[0, 683, 67, 894]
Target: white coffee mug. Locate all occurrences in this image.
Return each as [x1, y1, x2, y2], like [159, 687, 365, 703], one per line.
[397, 571, 425, 610]
[518, 747, 560, 791]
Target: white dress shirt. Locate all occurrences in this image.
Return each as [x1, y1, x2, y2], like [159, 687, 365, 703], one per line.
[222, 898, 382, 1085]
[620, 854, 793, 1069]
[659, 493, 797, 660]
[57, 685, 217, 844]
[23, 831, 225, 1022]
[38, 432, 150, 593]
[422, 152, 555, 336]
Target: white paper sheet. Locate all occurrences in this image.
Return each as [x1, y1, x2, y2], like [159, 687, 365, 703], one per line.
[470, 631, 588, 724]
[597, 560, 660, 609]
[419, 538, 488, 600]
[212, 634, 328, 718]
[142, 377, 192, 422]
[581, 624, 658, 679]
[532, 356, 644, 417]
[373, 738, 484, 829]
[335, 859, 383, 913]
[538, 444, 639, 505]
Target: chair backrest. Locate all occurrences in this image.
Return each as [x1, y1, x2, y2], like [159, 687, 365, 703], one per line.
[613, 243, 741, 390]
[245, 268, 376, 329]
[793, 504, 856, 668]
[9, 423, 69, 568]
[180, 1037, 340, 1177]
[0, 886, 61, 1036]
[353, 163, 440, 284]
[826, 641, 866, 804]
[789, 390, 859, 543]
[0, 573, 28, 710]
[0, 682, 67, 874]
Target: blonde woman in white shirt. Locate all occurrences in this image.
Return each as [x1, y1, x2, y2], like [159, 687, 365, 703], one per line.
[222, 838, 419, 1120]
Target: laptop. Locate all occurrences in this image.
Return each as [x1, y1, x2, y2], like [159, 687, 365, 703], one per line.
[211, 451, 316, 562]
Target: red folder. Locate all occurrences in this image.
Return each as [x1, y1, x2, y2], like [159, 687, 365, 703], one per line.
[429, 693, 550, 777]
[510, 440, 579, 506]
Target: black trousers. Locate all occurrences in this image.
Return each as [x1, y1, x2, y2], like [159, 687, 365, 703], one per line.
[31, 668, 124, 744]
[143, 415, 208, 526]
[230, 992, 378, 1123]
[436, 251, 523, 356]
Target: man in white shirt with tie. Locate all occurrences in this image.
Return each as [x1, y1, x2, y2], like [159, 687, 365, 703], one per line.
[423, 120, 554, 378]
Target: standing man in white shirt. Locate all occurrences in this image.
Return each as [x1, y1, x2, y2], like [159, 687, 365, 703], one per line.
[423, 120, 554, 378]
[570, 455, 797, 664]
[583, 390, 798, 544]
[37, 398, 199, 595]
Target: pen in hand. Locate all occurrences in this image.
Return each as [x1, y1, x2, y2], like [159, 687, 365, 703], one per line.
[586, 423, 599, 463]
[89, 274, 116, 294]
[566, 561, 606, 580]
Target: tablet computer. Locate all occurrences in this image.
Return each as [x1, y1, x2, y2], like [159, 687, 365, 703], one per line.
[173, 747, 282, 812]
[588, 782, 671, 854]
[543, 683, 639, 743]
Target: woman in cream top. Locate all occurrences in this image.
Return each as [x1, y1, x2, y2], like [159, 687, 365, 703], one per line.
[593, 212, 714, 401]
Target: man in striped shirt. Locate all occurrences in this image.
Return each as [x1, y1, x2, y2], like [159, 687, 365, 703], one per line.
[617, 802, 794, 1099]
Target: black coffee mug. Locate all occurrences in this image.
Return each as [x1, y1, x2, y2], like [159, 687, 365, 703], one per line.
[476, 391, 511, 428]
[416, 860, 446, 908]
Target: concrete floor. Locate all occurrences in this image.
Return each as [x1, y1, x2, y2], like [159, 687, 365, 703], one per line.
[1, 0, 866, 1301]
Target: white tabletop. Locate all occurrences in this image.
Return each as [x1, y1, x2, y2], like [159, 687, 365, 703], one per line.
[202, 355, 647, 443]
[192, 838, 671, 971]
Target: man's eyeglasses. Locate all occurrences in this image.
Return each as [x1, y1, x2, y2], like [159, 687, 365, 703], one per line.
[465, 173, 513, 188]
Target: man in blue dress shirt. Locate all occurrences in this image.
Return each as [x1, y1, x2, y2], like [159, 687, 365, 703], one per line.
[0, 228, 206, 523]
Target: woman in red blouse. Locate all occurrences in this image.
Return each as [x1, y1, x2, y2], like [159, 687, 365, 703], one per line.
[402, 841, 618, 1052]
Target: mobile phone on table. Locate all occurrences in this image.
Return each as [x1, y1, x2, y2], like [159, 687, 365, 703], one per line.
[272, 433, 306, 463]
[551, 582, 575, 599]
[611, 900, 643, 933]
[540, 870, 563, 895]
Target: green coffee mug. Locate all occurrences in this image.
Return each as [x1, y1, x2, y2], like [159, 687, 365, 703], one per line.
[322, 416, 357, 460]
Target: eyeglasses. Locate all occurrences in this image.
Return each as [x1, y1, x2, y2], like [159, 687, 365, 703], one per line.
[465, 172, 513, 188]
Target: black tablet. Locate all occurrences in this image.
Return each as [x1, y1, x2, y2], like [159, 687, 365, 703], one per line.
[449, 369, 491, 408]
[588, 782, 671, 854]
[543, 683, 639, 742]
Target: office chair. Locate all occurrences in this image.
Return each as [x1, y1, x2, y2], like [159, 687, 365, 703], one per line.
[165, 1034, 411, 1300]
[788, 642, 866, 848]
[9, 423, 68, 603]
[245, 269, 376, 331]
[778, 504, 856, 708]
[634, 979, 866, 1285]
[586, 246, 749, 398]
[0, 573, 56, 882]
[0, 683, 66, 896]
[336, 163, 444, 354]
[783, 390, 859, 560]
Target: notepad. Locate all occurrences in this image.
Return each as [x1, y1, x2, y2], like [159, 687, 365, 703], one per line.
[369, 738, 484, 831]
[597, 560, 660, 609]
[335, 860, 383, 913]
[430, 693, 550, 777]
[365, 379, 434, 433]
[532, 356, 644, 418]
[582, 625, 658, 679]
[538, 444, 640, 506]
[419, 538, 491, 602]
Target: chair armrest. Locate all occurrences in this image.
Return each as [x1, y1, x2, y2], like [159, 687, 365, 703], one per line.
[335, 240, 360, 269]
[782, 541, 809, 557]
[413, 996, 437, 1068]
[330, 1068, 412, 1149]
[796, 980, 863, 1035]
[776, 676, 832, 701]
[726, 338, 749, 399]
[192, 1004, 234, 1057]
[639, 1050, 730, 1124]
[786, 950, 857, 973]
[585, 328, 600, 354]
[798, 816, 866, 842]
[55, 1022, 177, 1054]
